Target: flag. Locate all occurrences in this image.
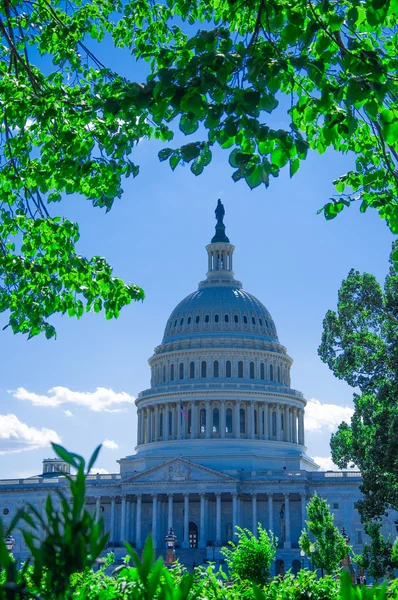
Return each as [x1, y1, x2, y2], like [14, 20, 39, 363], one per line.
[180, 404, 188, 420]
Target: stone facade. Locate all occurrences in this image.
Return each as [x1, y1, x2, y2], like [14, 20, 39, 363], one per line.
[1, 204, 397, 573]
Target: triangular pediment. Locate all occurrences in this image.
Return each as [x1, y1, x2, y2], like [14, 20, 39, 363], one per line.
[122, 458, 237, 484]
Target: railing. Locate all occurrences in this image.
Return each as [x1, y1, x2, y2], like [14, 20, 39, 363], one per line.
[0, 473, 121, 486]
[138, 382, 304, 400]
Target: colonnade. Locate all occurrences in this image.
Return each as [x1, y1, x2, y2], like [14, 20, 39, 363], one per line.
[90, 492, 308, 550]
[137, 401, 305, 446]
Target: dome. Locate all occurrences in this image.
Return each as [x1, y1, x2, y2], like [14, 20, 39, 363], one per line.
[163, 285, 279, 343]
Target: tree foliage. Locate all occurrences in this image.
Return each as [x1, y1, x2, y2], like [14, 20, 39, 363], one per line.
[221, 524, 276, 586]
[354, 521, 398, 582]
[299, 492, 349, 575]
[0, 0, 397, 337]
[318, 242, 398, 521]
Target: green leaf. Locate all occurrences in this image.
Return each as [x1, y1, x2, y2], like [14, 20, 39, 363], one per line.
[180, 143, 201, 162]
[158, 148, 173, 161]
[179, 114, 199, 135]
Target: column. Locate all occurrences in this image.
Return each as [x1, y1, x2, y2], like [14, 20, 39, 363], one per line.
[276, 404, 281, 441]
[250, 402, 255, 439]
[137, 411, 141, 445]
[131, 500, 136, 542]
[164, 405, 169, 442]
[284, 493, 291, 548]
[168, 494, 173, 529]
[154, 405, 159, 442]
[126, 500, 131, 541]
[216, 493, 222, 543]
[232, 493, 238, 541]
[199, 493, 206, 548]
[269, 404, 273, 439]
[301, 493, 307, 530]
[234, 402, 240, 439]
[95, 497, 101, 523]
[191, 401, 196, 439]
[299, 409, 305, 445]
[141, 410, 145, 445]
[285, 406, 291, 442]
[252, 494, 257, 536]
[145, 409, 150, 443]
[177, 404, 182, 440]
[136, 494, 142, 549]
[264, 403, 269, 440]
[268, 493, 273, 534]
[205, 401, 211, 439]
[220, 401, 226, 439]
[171, 404, 176, 439]
[120, 495, 126, 541]
[110, 497, 116, 542]
[152, 494, 158, 548]
[183, 493, 189, 548]
[292, 408, 298, 443]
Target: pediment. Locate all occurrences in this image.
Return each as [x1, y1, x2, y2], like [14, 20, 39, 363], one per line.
[122, 458, 237, 484]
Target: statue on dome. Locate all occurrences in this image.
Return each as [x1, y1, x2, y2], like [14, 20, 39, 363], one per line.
[215, 199, 225, 225]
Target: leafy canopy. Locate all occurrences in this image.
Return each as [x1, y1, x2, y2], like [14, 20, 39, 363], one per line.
[354, 521, 398, 582]
[299, 492, 349, 575]
[318, 242, 398, 521]
[0, 0, 397, 338]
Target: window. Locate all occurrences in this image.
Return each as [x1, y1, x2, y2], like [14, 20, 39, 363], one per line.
[179, 362, 184, 380]
[188, 316, 191, 324]
[213, 360, 219, 378]
[270, 364, 274, 381]
[170, 364, 174, 381]
[195, 315, 200, 324]
[226, 360, 232, 378]
[254, 409, 258, 435]
[281, 412, 284, 431]
[240, 407, 246, 434]
[160, 412, 164, 438]
[265, 319, 268, 327]
[213, 407, 220, 433]
[243, 316, 248, 324]
[180, 318, 184, 326]
[272, 411, 276, 436]
[200, 408, 206, 433]
[168, 410, 173, 436]
[238, 361, 243, 378]
[190, 361, 195, 379]
[174, 319, 177, 327]
[252, 316, 255, 325]
[355, 530, 363, 545]
[278, 365, 281, 382]
[215, 314, 219, 323]
[259, 318, 263, 326]
[234, 315, 239, 323]
[205, 314, 209, 323]
[224, 314, 229, 323]
[260, 363, 265, 380]
[201, 361, 207, 378]
[226, 408, 233, 433]
[332, 502, 339, 510]
[3, 508, 9, 516]
[250, 361, 255, 379]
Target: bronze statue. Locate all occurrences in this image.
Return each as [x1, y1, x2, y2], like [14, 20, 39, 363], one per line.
[215, 199, 225, 224]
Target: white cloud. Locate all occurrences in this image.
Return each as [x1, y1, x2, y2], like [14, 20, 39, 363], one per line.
[102, 439, 118, 450]
[64, 410, 74, 417]
[0, 414, 61, 455]
[305, 398, 354, 433]
[312, 456, 339, 471]
[12, 386, 135, 413]
[89, 467, 109, 475]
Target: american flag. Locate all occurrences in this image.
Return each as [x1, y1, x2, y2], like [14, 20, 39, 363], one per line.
[180, 404, 188, 420]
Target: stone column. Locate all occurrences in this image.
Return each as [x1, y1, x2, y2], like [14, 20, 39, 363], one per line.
[145, 410, 150, 444]
[152, 494, 158, 548]
[191, 401, 196, 439]
[268, 493, 273, 534]
[285, 406, 291, 442]
[164, 405, 169, 442]
[131, 500, 136, 542]
[136, 494, 142, 549]
[252, 494, 257, 536]
[205, 401, 211, 439]
[168, 494, 173, 529]
[301, 493, 307, 530]
[292, 408, 298, 443]
[126, 500, 131, 541]
[276, 404, 281, 441]
[154, 405, 159, 442]
[183, 493, 190, 548]
[284, 493, 291, 548]
[199, 493, 206, 548]
[177, 404, 182, 440]
[264, 403, 269, 440]
[232, 493, 238, 541]
[121, 495, 127, 541]
[220, 400, 226, 439]
[95, 497, 101, 523]
[171, 404, 176, 439]
[137, 411, 141, 445]
[299, 409, 305, 445]
[216, 493, 222, 543]
[234, 402, 240, 439]
[250, 402, 255, 439]
[110, 497, 116, 542]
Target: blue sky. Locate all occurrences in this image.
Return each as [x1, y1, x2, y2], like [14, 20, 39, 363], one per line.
[0, 33, 394, 477]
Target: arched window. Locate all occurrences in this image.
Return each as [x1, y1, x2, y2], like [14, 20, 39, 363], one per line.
[252, 316, 256, 325]
[240, 407, 246, 434]
[160, 411, 164, 438]
[201, 361, 207, 378]
[238, 361, 243, 378]
[272, 411, 276, 437]
[213, 360, 219, 378]
[270, 364, 274, 381]
[243, 316, 248, 324]
[265, 319, 268, 327]
[213, 407, 220, 433]
[187, 316, 192, 324]
[188, 409, 192, 434]
[200, 407, 206, 433]
[180, 318, 184, 326]
[259, 318, 263, 326]
[163, 365, 166, 382]
[215, 314, 219, 323]
[250, 361, 255, 379]
[278, 365, 281, 383]
[234, 315, 239, 323]
[226, 408, 233, 433]
[174, 319, 177, 327]
[254, 409, 258, 435]
[179, 362, 184, 380]
[205, 314, 210, 323]
[170, 364, 175, 381]
[224, 314, 229, 323]
[190, 361, 195, 379]
[260, 363, 265, 380]
[195, 315, 200, 324]
[226, 360, 232, 378]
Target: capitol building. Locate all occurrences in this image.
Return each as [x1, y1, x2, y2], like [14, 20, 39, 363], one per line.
[1, 202, 397, 573]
